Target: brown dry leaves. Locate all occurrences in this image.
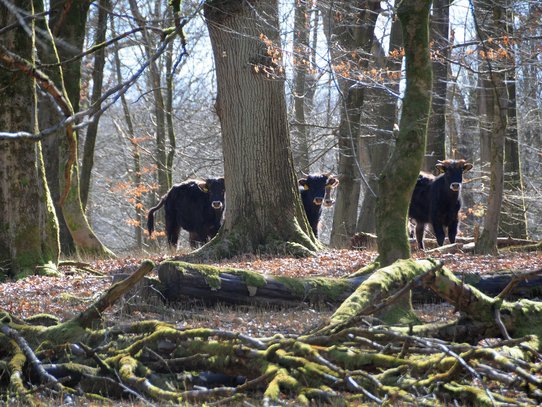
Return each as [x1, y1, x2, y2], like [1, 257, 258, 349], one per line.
[1, 249, 541, 328]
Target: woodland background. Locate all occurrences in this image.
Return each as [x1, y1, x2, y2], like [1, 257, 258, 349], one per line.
[33, 0, 542, 254]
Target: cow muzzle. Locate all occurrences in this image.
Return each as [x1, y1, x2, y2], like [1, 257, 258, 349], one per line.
[313, 197, 323, 206]
[212, 201, 223, 210]
[450, 182, 461, 192]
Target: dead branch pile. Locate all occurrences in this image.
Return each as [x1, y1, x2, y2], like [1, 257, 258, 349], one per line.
[1, 259, 542, 405]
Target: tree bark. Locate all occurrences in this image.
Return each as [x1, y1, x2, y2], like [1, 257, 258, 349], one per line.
[375, 0, 433, 266]
[110, 15, 144, 250]
[201, 0, 320, 257]
[0, 0, 60, 279]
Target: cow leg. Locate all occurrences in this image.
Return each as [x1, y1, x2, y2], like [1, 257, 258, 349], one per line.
[310, 222, 319, 238]
[188, 231, 201, 248]
[433, 222, 446, 246]
[448, 220, 458, 243]
[166, 221, 181, 248]
[189, 231, 208, 248]
[415, 222, 425, 249]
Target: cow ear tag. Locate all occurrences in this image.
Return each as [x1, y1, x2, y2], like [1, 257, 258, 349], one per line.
[303, 184, 309, 191]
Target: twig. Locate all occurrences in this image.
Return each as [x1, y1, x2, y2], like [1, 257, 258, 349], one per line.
[494, 307, 512, 340]
[0, 325, 69, 397]
[496, 268, 542, 301]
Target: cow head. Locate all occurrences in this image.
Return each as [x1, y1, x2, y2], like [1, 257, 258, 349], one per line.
[435, 159, 473, 192]
[197, 177, 226, 210]
[298, 174, 340, 207]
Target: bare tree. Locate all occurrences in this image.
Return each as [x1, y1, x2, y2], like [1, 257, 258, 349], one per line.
[322, 0, 381, 248]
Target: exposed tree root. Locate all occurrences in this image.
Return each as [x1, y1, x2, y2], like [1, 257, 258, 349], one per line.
[2, 259, 542, 405]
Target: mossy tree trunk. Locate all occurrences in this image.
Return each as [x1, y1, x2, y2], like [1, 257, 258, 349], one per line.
[0, 1, 60, 279]
[375, 0, 433, 266]
[39, 0, 113, 258]
[321, 0, 381, 248]
[201, 0, 320, 258]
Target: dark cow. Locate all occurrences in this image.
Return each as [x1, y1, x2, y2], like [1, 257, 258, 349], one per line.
[147, 177, 225, 248]
[298, 174, 339, 237]
[408, 159, 473, 249]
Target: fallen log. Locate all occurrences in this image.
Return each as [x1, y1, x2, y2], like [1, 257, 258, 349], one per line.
[156, 261, 542, 306]
[157, 261, 363, 306]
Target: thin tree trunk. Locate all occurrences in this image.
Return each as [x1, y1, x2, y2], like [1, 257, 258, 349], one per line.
[111, 15, 143, 250]
[475, 0, 508, 255]
[499, 13, 528, 239]
[356, 15, 402, 234]
[424, 0, 449, 171]
[128, 0, 169, 196]
[201, 0, 320, 257]
[376, 0, 433, 266]
[165, 40, 176, 189]
[81, 0, 110, 209]
[323, 0, 380, 248]
[0, 0, 60, 278]
[291, 0, 312, 174]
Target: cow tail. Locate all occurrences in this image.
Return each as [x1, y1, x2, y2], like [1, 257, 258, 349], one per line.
[147, 196, 166, 237]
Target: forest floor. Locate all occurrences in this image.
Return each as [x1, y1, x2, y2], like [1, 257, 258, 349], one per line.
[2, 248, 542, 406]
[1, 248, 542, 336]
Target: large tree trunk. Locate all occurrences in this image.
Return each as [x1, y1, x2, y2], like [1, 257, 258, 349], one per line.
[0, 1, 60, 279]
[322, 0, 381, 248]
[201, 0, 320, 257]
[375, 0, 433, 266]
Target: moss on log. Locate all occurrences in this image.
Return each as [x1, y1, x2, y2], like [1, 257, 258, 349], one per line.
[157, 261, 359, 306]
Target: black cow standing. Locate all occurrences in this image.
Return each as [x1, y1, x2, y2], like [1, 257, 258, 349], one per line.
[147, 177, 225, 248]
[408, 159, 473, 249]
[298, 174, 339, 237]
